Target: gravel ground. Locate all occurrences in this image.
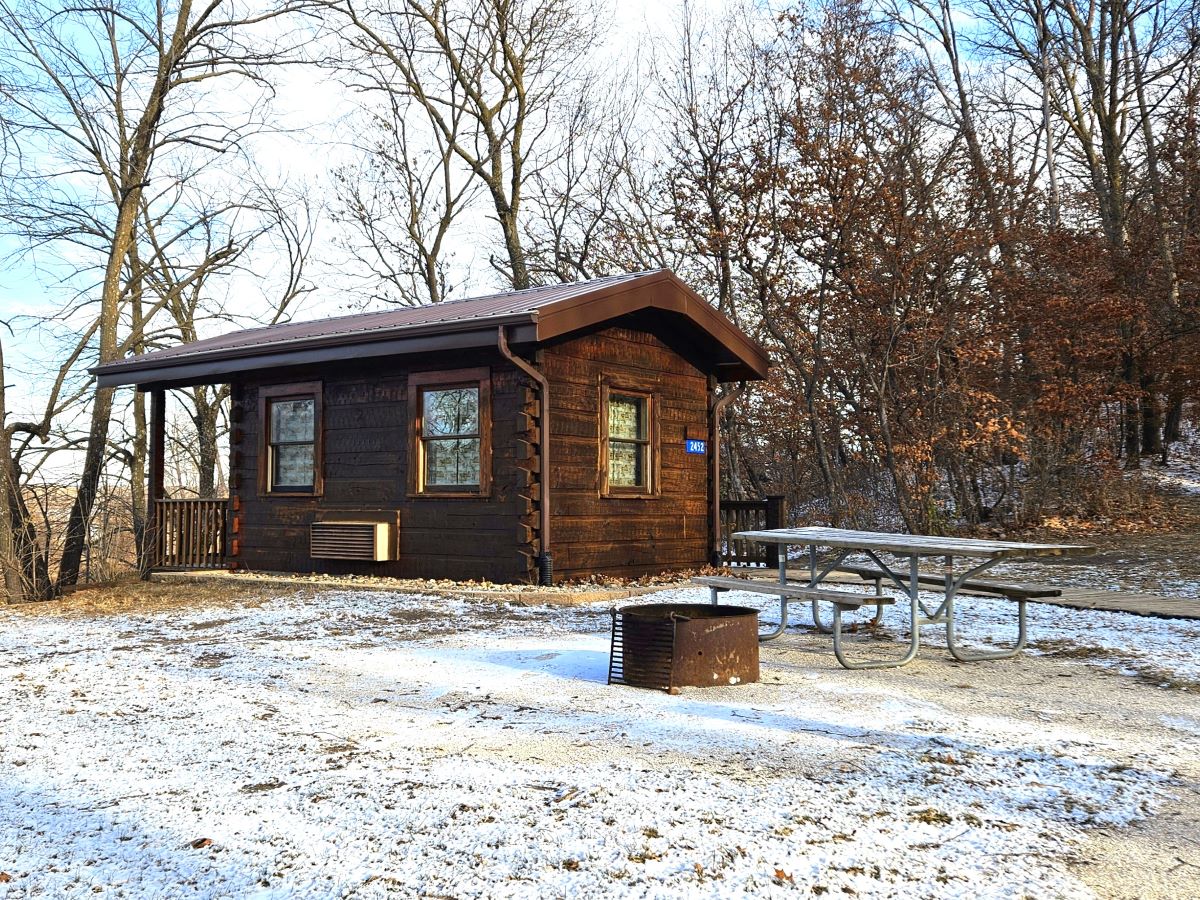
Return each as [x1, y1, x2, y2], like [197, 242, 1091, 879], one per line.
[1, 583, 1197, 899]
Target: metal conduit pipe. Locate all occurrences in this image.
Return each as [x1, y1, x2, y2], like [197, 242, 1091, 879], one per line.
[709, 382, 744, 567]
[498, 326, 553, 585]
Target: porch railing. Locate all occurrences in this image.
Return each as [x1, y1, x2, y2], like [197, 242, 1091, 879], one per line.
[719, 495, 787, 568]
[154, 498, 229, 569]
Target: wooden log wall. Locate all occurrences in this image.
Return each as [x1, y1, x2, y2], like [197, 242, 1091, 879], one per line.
[228, 350, 528, 582]
[541, 326, 712, 579]
[514, 382, 543, 582]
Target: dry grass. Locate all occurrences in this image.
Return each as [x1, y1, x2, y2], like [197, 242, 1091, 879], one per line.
[5, 577, 300, 620]
[3, 566, 684, 621]
[1005, 491, 1200, 540]
[1032, 639, 1200, 692]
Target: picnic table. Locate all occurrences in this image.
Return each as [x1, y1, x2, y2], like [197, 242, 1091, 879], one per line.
[723, 527, 1096, 669]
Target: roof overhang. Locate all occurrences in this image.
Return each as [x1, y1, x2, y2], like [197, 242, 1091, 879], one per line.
[94, 318, 538, 389]
[92, 270, 770, 388]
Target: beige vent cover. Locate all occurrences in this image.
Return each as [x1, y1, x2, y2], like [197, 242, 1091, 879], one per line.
[310, 521, 392, 561]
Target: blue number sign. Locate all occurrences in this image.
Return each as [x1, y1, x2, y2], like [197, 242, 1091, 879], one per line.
[685, 439, 707, 455]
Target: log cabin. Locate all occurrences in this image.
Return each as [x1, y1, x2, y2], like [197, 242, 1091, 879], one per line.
[92, 269, 771, 584]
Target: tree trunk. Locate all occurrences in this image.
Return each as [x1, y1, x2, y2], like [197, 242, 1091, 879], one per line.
[877, 394, 920, 533]
[804, 379, 845, 524]
[495, 199, 529, 290]
[1121, 353, 1142, 467]
[1123, 398, 1141, 466]
[8, 472, 51, 600]
[1163, 391, 1184, 445]
[193, 388, 221, 499]
[128, 267, 149, 573]
[0, 340, 23, 601]
[57, 384, 117, 588]
[56, 0, 195, 589]
[1140, 376, 1162, 457]
[0, 452, 19, 601]
[721, 406, 747, 500]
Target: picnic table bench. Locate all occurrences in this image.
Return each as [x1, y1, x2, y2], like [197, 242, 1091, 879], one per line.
[727, 527, 1096, 670]
[834, 564, 1063, 601]
[694, 574, 895, 621]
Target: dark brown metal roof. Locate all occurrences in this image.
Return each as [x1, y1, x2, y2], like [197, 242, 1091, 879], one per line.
[92, 269, 770, 386]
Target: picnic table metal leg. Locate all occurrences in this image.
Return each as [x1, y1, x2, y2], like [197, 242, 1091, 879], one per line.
[869, 576, 886, 626]
[943, 560, 1029, 661]
[758, 596, 792, 641]
[862, 550, 941, 621]
[762, 544, 862, 641]
[945, 597, 1027, 661]
[810, 602, 830, 634]
[832, 601, 920, 669]
[815, 549, 903, 634]
[758, 542, 793, 642]
[833, 553, 923, 668]
[807, 547, 854, 635]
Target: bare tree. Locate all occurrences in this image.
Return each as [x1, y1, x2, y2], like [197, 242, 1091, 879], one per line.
[657, 1, 760, 322]
[327, 0, 602, 289]
[0, 0, 313, 589]
[520, 78, 646, 282]
[332, 90, 479, 306]
[0, 322, 92, 600]
[653, 2, 766, 501]
[147, 182, 315, 498]
[963, 0, 1198, 459]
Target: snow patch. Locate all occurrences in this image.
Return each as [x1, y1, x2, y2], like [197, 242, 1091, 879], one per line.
[0, 586, 1187, 898]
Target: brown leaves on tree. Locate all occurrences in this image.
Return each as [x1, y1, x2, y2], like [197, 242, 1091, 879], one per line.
[662, 0, 1199, 531]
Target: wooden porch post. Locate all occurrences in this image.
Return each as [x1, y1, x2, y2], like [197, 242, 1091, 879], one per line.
[147, 387, 165, 574]
[764, 495, 787, 569]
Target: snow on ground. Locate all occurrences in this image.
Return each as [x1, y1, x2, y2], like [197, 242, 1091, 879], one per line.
[912, 585, 1200, 685]
[1143, 416, 1200, 496]
[0, 586, 1196, 898]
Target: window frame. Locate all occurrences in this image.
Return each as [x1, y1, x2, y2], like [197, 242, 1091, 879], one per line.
[258, 381, 323, 497]
[408, 367, 492, 498]
[599, 382, 659, 498]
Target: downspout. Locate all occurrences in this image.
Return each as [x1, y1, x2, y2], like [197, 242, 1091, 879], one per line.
[498, 326, 553, 585]
[709, 380, 744, 568]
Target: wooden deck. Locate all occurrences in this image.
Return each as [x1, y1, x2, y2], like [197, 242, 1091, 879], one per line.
[732, 569, 1200, 621]
[1020, 586, 1200, 620]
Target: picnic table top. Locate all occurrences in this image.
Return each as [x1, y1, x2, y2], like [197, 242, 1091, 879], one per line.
[730, 527, 1097, 560]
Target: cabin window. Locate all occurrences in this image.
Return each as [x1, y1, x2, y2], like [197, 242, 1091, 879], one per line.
[422, 387, 480, 486]
[601, 386, 656, 495]
[409, 368, 492, 496]
[258, 382, 323, 496]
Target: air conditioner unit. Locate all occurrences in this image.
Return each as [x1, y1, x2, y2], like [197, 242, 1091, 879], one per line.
[310, 521, 393, 562]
